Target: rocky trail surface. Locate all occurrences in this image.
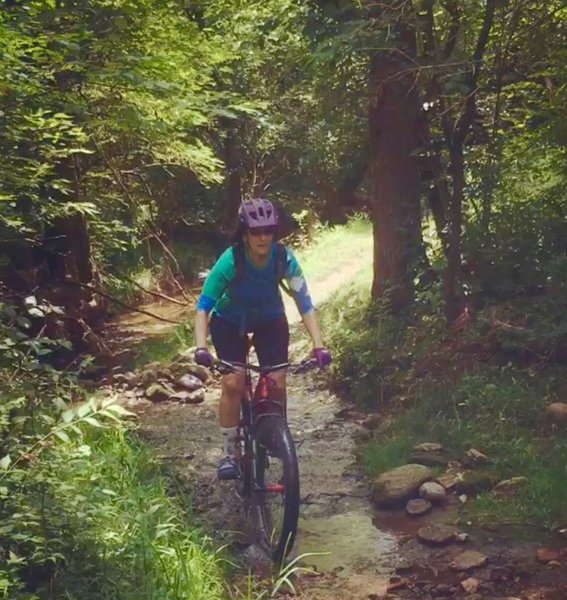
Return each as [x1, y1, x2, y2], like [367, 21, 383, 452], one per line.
[104, 256, 567, 600]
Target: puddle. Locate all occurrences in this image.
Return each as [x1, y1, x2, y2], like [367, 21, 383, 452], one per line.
[296, 510, 399, 574]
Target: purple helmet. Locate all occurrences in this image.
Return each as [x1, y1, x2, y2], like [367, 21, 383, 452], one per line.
[238, 198, 278, 229]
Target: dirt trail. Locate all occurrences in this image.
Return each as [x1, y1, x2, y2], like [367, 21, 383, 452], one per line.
[114, 253, 566, 600]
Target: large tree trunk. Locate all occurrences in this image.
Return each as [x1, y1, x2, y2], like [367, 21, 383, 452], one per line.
[369, 51, 423, 312]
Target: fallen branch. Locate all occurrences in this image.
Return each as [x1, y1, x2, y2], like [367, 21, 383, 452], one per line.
[106, 266, 189, 306]
[67, 281, 185, 325]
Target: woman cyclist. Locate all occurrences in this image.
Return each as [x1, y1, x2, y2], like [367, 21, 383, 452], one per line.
[194, 198, 332, 480]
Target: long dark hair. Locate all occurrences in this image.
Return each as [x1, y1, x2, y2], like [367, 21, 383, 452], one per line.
[230, 221, 247, 246]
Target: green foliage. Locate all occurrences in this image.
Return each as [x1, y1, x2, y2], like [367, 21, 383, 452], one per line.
[0, 300, 229, 599]
[463, 132, 567, 299]
[324, 269, 567, 528]
[1, 417, 229, 600]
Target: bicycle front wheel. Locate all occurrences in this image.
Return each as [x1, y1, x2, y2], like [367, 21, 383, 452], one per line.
[254, 415, 300, 564]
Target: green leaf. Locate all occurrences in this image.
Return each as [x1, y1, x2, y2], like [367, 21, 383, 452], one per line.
[77, 402, 93, 418]
[102, 403, 135, 417]
[83, 417, 104, 428]
[0, 456, 11, 470]
[61, 409, 75, 423]
[54, 429, 71, 443]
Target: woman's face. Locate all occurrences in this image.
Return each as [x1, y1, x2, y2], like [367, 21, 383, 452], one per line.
[244, 226, 276, 258]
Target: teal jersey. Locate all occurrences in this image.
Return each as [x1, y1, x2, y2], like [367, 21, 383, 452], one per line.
[197, 243, 314, 331]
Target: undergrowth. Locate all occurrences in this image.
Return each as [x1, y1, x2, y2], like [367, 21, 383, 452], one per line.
[322, 274, 567, 530]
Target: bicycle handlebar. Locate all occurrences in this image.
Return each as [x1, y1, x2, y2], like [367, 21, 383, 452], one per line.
[213, 358, 318, 376]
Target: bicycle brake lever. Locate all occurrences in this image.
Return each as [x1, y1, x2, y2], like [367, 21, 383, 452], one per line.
[293, 359, 317, 373]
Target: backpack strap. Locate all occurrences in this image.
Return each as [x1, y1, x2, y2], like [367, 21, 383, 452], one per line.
[231, 242, 292, 296]
[275, 241, 293, 297]
[232, 242, 246, 283]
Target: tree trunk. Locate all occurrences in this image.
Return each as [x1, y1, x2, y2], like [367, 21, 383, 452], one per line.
[443, 140, 465, 322]
[224, 129, 242, 227]
[369, 52, 423, 312]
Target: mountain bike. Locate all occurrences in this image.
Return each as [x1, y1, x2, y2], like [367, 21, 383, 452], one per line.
[214, 355, 316, 564]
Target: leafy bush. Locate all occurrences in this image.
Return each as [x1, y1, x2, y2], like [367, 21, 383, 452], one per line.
[0, 304, 226, 599]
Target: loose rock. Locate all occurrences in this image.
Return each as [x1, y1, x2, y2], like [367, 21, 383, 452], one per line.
[545, 402, 567, 424]
[409, 451, 450, 467]
[406, 498, 432, 517]
[455, 470, 499, 494]
[145, 383, 171, 402]
[176, 373, 204, 391]
[536, 547, 563, 564]
[493, 476, 527, 496]
[184, 364, 211, 383]
[462, 448, 489, 467]
[413, 442, 444, 453]
[417, 524, 457, 546]
[186, 389, 206, 404]
[460, 577, 479, 594]
[431, 583, 454, 597]
[370, 464, 432, 507]
[419, 481, 447, 503]
[437, 472, 460, 491]
[450, 550, 488, 571]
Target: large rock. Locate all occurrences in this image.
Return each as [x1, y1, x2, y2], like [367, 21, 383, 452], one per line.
[370, 464, 432, 507]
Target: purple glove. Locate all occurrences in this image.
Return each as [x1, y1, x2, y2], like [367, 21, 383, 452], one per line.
[194, 347, 214, 368]
[313, 347, 332, 368]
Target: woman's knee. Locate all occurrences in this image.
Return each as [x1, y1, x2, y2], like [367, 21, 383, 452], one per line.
[222, 373, 246, 398]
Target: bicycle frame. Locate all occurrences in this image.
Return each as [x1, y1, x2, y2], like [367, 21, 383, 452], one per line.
[215, 356, 314, 496]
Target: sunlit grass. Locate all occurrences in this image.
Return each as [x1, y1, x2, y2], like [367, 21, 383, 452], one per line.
[294, 215, 372, 284]
[40, 426, 229, 600]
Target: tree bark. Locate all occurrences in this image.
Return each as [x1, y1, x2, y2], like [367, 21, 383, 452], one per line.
[224, 128, 242, 227]
[369, 51, 424, 312]
[442, 0, 496, 322]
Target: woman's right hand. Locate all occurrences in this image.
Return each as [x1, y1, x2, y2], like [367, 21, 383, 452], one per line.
[195, 347, 214, 368]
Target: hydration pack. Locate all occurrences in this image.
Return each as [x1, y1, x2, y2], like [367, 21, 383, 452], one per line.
[231, 242, 292, 296]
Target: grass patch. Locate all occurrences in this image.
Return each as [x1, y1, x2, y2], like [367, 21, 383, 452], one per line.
[293, 215, 372, 285]
[3, 418, 230, 600]
[131, 323, 193, 370]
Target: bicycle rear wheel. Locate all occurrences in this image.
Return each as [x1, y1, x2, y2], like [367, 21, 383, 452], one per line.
[254, 415, 300, 564]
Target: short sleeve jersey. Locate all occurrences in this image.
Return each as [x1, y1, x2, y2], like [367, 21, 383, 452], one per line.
[196, 243, 314, 331]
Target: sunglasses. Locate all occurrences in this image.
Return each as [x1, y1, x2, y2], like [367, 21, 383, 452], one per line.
[248, 226, 276, 237]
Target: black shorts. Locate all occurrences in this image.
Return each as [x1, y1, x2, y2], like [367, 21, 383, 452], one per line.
[210, 314, 289, 365]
